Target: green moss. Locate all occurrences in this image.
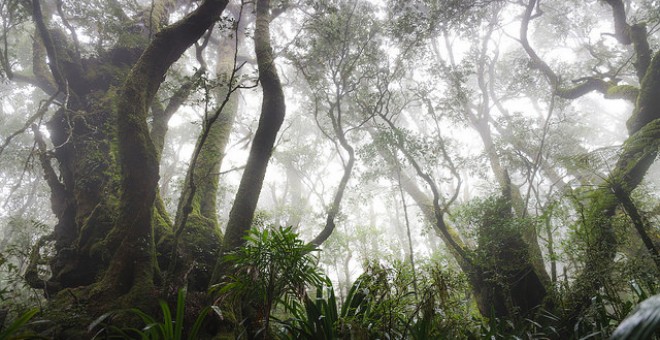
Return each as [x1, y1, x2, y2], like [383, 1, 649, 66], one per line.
[613, 118, 660, 189]
[606, 84, 639, 102]
[628, 51, 660, 133]
[178, 212, 222, 290]
[39, 289, 94, 339]
[38, 283, 157, 339]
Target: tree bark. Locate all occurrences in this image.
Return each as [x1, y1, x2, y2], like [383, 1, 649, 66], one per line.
[98, 0, 229, 299]
[212, 0, 285, 337]
[22, 0, 228, 303]
[169, 32, 240, 290]
[563, 51, 660, 329]
[220, 0, 285, 253]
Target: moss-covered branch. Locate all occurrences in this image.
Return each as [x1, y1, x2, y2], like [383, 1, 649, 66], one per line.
[562, 52, 660, 329]
[603, 0, 651, 80]
[627, 52, 660, 134]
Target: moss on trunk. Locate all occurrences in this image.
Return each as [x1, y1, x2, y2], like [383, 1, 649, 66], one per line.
[562, 51, 660, 328]
[22, 4, 230, 336]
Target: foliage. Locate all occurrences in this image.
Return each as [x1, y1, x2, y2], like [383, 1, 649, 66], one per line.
[277, 258, 658, 339]
[279, 262, 480, 339]
[471, 309, 561, 340]
[0, 0, 659, 338]
[0, 219, 48, 334]
[0, 308, 40, 340]
[88, 289, 212, 340]
[278, 284, 339, 340]
[568, 278, 658, 339]
[213, 226, 326, 336]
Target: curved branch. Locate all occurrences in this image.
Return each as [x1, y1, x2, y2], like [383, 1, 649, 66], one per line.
[519, 0, 558, 88]
[555, 77, 612, 99]
[310, 107, 356, 246]
[0, 92, 58, 158]
[519, 0, 630, 100]
[309, 139, 354, 246]
[378, 114, 470, 263]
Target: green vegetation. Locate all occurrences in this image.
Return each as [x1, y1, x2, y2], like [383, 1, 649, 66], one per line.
[88, 289, 211, 340]
[214, 226, 325, 338]
[0, 308, 39, 340]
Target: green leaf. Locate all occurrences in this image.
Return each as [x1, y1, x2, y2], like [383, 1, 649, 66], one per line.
[189, 306, 211, 340]
[159, 299, 173, 339]
[174, 289, 186, 340]
[0, 308, 38, 340]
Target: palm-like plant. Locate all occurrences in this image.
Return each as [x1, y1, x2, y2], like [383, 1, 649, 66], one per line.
[279, 285, 339, 340]
[214, 226, 326, 338]
[282, 264, 419, 339]
[278, 277, 373, 340]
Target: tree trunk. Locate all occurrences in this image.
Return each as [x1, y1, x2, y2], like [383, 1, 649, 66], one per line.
[169, 32, 240, 290]
[20, 2, 230, 332]
[564, 51, 660, 325]
[219, 0, 285, 254]
[96, 0, 230, 303]
[370, 127, 546, 318]
[212, 0, 286, 336]
[469, 175, 547, 318]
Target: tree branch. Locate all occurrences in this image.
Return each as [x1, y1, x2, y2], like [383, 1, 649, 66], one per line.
[30, 0, 66, 90]
[0, 92, 58, 158]
[519, 0, 628, 100]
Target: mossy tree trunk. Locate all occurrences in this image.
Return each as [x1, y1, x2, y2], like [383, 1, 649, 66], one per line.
[23, 0, 154, 294]
[170, 31, 240, 290]
[469, 175, 547, 318]
[519, 0, 660, 327]
[97, 0, 230, 301]
[15, 0, 230, 319]
[371, 125, 546, 318]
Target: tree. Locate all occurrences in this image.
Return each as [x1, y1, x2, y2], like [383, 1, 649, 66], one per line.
[517, 0, 660, 327]
[288, 0, 382, 247]
[219, 0, 286, 255]
[170, 7, 245, 291]
[0, 0, 231, 333]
